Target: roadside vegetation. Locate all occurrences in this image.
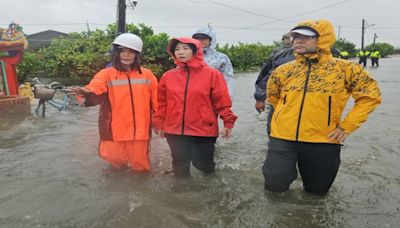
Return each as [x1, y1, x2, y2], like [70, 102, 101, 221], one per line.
[17, 23, 395, 84]
[334, 38, 394, 58]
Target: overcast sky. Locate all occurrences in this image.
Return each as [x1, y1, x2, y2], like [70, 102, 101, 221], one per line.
[1, 0, 399, 48]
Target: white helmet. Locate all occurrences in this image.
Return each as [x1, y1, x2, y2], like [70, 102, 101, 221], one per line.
[112, 33, 143, 53]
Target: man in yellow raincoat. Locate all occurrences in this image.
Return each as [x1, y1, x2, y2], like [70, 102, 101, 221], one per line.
[262, 19, 381, 195]
[370, 49, 381, 67]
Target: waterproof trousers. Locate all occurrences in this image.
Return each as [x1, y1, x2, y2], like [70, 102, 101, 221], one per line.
[359, 57, 367, 67]
[262, 137, 341, 195]
[99, 140, 150, 171]
[166, 134, 217, 178]
[371, 58, 379, 67]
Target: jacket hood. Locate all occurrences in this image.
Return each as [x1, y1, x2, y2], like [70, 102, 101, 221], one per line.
[193, 27, 217, 49]
[292, 19, 336, 57]
[167, 37, 206, 69]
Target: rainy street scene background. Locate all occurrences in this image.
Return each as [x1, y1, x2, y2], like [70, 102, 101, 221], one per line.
[1, 56, 399, 228]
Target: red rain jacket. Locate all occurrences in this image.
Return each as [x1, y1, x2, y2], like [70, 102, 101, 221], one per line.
[153, 37, 237, 137]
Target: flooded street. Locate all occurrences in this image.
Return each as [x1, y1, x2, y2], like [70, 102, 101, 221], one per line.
[1, 56, 400, 228]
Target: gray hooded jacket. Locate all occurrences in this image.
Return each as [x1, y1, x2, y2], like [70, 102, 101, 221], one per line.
[194, 28, 235, 98]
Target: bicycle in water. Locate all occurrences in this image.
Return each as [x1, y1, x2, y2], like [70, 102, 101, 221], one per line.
[32, 78, 81, 117]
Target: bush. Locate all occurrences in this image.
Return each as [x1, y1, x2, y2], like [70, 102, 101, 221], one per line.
[218, 43, 275, 71]
[18, 24, 275, 83]
[20, 23, 395, 83]
[333, 38, 357, 57]
[365, 42, 394, 57]
[18, 29, 111, 83]
[17, 23, 172, 83]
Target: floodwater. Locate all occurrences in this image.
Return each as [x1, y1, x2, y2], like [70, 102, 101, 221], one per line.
[1, 56, 400, 228]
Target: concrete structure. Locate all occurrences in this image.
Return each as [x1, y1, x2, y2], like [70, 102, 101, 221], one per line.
[0, 95, 30, 114]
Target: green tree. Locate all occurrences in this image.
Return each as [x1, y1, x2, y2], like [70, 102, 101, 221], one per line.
[17, 23, 172, 83]
[17, 29, 112, 83]
[333, 38, 357, 57]
[218, 43, 274, 71]
[16, 51, 44, 83]
[20, 23, 395, 84]
[365, 42, 394, 57]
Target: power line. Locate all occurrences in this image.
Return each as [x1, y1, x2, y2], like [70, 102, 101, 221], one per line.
[153, 24, 286, 31]
[187, 0, 212, 4]
[219, 0, 351, 33]
[26, 33, 117, 42]
[0, 23, 108, 26]
[374, 27, 400, 30]
[207, 0, 279, 20]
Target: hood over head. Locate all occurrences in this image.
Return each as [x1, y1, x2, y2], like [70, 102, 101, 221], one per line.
[291, 19, 336, 56]
[167, 37, 206, 69]
[192, 27, 217, 49]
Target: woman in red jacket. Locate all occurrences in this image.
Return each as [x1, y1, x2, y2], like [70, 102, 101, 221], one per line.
[153, 37, 237, 178]
[66, 33, 158, 172]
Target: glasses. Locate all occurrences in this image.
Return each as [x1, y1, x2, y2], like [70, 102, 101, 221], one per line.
[291, 34, 316, 41]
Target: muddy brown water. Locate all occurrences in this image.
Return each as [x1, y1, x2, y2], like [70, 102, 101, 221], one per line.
[1, 57, 399, 227]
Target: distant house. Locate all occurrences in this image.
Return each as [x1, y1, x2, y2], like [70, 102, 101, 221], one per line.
[27, 30, 68, 49]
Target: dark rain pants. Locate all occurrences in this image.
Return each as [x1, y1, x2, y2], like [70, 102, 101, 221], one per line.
[262, 137, 341, 195]
[359, 57, 367, 67]
[371, 57, 379, 67]
[166, 134, 217, 178]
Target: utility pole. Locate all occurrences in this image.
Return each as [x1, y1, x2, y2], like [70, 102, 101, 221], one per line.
[361, 18, 375, 50]
[337, 25, 341, 40]
[86, 20, 91, 34]
[361, 19, 365, 50]
[373, 33, 377, 47]
[116, 0, 126, 35]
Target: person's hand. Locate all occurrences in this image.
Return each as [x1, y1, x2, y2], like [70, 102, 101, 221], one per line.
[154, 129, 165, 139]
[255, 101, 265, 113]
[63, 86, 91, 96]
[328, 127, 349, 144]
[220, 128, 232, 139]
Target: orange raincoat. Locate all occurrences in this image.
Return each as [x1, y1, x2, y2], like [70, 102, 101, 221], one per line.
[84, 67, 158, 171]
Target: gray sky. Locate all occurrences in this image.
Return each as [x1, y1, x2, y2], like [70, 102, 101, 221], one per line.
[1, 0, 399, 48]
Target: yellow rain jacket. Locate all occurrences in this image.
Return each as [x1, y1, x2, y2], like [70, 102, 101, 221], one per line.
[370, 51, 381, 58]
[267, 19, 381, 144]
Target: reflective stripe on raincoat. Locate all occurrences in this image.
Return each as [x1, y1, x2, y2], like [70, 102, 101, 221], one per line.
[194, 28, 235, 98]
[85, 67, 158, 141]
